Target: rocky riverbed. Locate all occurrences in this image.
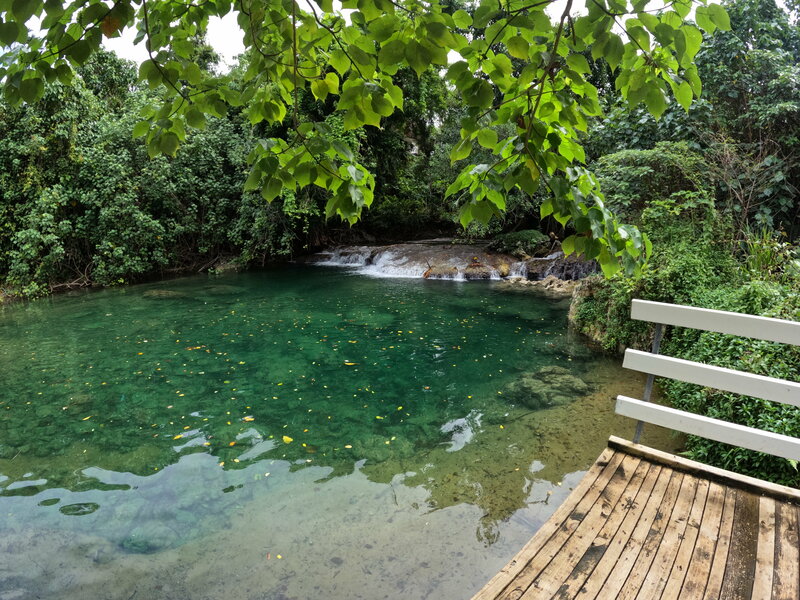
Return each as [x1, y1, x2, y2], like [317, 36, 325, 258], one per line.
[307, 241, 597, 291]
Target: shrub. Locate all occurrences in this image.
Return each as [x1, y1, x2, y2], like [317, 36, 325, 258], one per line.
[487, 229, 550, 258]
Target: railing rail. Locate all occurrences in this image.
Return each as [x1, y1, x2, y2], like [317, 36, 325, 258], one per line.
[617, 300, 800, 460]
[630, 299, 800, 345]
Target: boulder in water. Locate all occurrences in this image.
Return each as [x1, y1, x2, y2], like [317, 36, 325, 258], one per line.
[502, 365, 590, 410]
[142, 289, 187, 299]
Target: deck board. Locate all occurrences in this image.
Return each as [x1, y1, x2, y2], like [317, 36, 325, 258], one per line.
[472, 439, 800, 600]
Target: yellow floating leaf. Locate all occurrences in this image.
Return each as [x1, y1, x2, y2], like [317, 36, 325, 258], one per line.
[282, 435, 293, 443]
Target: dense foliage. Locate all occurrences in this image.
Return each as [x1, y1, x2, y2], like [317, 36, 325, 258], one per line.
[1, 0, 738, 277]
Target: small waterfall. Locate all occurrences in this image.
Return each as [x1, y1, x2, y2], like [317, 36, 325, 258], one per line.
[358, 249, 427, 278]
[308, 243, 596, 282]
[508, 261, 529, 279]
[312, 246, 374, 267]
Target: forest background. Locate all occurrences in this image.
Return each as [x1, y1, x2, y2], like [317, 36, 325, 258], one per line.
[1, 0, 800, 483]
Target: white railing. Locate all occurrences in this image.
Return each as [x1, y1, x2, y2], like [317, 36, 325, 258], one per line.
[616, 299, 800, 461]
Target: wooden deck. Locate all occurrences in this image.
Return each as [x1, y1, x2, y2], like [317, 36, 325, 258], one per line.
[473, 437, 800, 600]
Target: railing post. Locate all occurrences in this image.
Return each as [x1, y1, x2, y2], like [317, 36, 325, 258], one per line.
[633, 323, 664, 444]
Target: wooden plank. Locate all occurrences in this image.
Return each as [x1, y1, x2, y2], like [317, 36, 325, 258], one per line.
[623, 350, 800, 409]
[608, 437, 800, 503]
[773, 502, 800, 600]
[653, 477, 711, 599]
[499, 454, 641, 600]
[520, 457, 649, 599]
[553, 462, 663, 600]
[719, 489, 759, 600]
[615, 397, 800, 462]
[677, 482, 727, 599]
[630, 299, 800, 345]
[471, 447, 620, 600]
[592, 469, 685, 599]
[616, 474, 698, 600]
[574, 464, 673, 599]
[703, 487, 738, 600]
[752, 495, 776, 599]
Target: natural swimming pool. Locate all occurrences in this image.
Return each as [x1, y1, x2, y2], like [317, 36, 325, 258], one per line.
[0, 267, 674, 599]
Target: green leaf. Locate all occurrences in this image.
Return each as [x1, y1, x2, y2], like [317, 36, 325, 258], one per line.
[324, 72, 339, 95]
[185, 107, 206, 129]
[694, 6, 716, 34]
[332, 140, 354, 161]
[378, 39, 405, 67]
[11, 0, 37, 23]
[674, 80, 692, 111]
[561, 235, 576, 255]
[132, 120, 151, 138]
[67, 40, 92, 65]
[261, 177, 282, 201]
[329, 49, 350, 75]
[464, 79, 494, 109]
[159, 132, 180, 156]
[477, 128, 497, 149]
[311, 79, 329, 101]
[184, 63, 203, 86]
[0, 21, 20, 46]
[19, 76, 43, 102]
[603, 34, 624, 71]
[244, 168, 261, 191]
[405, 40, 431, 76]
[452, 9, 472, 28]
[566, 53, 591, 74]
[708, 3, 731, 31]
[458, 203, 472, 228]
[644, 84, 667, 119]
[506, 37, 529, 60]
[450, 138, 473, 164]
[681, 25, 702, 61]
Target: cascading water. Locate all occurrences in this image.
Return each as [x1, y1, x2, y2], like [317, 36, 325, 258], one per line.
[308, 243, 597, 282]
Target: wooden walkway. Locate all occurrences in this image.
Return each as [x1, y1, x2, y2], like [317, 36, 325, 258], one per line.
[473, 437, 800, 600]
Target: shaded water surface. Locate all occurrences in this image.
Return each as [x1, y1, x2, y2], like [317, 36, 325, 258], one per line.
[0, 268, 676, 599]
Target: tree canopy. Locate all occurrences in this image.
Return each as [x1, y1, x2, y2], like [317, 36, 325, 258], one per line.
[0, 0, 730, 276]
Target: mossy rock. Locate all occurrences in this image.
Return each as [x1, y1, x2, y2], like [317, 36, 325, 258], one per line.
[502, 365, 590, 410]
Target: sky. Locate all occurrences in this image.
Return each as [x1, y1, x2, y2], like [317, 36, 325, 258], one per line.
[103, 14, 246, 69]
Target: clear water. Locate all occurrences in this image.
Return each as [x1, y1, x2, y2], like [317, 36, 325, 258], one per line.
[0, 267, 674, 599]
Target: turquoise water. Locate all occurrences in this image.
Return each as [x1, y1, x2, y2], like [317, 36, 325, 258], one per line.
[0, 267, 667, 599]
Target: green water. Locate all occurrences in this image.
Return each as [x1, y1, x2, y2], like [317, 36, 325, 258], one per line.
[0, 268, 670, 599]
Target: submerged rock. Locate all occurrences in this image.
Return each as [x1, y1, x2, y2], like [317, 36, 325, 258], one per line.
[142, 289, 187, 299]
[496, 275, 579, 298]
[502, 365, 590, 410]
[121, 522, 178, 554]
